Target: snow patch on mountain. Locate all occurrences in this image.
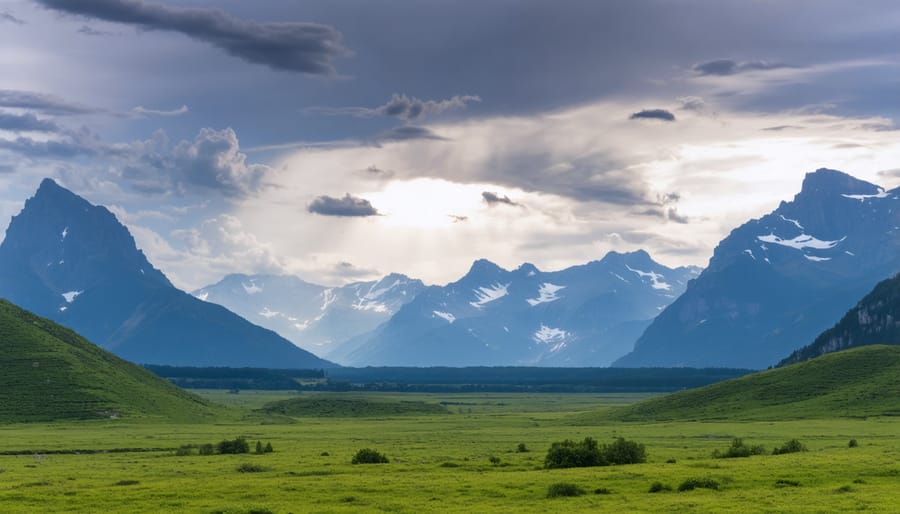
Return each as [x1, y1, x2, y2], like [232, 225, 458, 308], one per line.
[433, 310, 456, 323]
[242, 281, 263, 294]
[61, 226, 68, 239]
[62, 290, 82, 303]
[533, 324, 568, 344]
[527, 283, 566, 306]
[470, 283, 509, 308]
[757, 233, 845, 250]
[842, 188, 891, 201]
[804, 255, 831, 262]
[778, 214, 804, 230]
[625, 265, 671, 291]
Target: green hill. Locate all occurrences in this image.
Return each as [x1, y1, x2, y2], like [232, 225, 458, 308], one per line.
[780, 273, 900, 366]
[0, 299, 218, 422]
[603, 345, 900, 421]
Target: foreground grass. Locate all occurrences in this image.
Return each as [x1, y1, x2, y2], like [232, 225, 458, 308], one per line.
[0, 392, 897, 512]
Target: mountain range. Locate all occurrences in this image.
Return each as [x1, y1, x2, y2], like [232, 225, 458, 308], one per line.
[0, 179, 334, 369]
[615, 169, 900, 369]
[192, 272, 425, 356]
[327, 250, 700, 366]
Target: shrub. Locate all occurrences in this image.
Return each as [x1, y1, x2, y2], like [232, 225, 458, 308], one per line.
[439, 462, 460, 468]
[544, 437, 646, 469]
[489, 456, 501, 465]
[648, 482, 672, 493]
[198, 444, 215, 455]
[593, 487, 612, 495]
[546, 482, 586, 498]
[678, 477, 719, 492]
[113, 480, 139, 486]
[175, 445, 194, 456]
[236, 463, 269, 473]
[351, 448, 389, 464]
[320, 451, 330, 456]
[772, 439, 807, 455]
[264, 442, 273, 453]
[848, 439, 858, 448]
[666, 458, 676, 464]
[713, 438, 766, 458]
[834, 485, 855, 493]
[217, 437, 250, 455]
[516, 443, 529, 453]
[604, 437, 647, 465]
[775, 479, 800, 487]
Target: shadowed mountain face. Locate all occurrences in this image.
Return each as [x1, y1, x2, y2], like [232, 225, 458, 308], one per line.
[0, 179, 335, 369]
[616, 169, 900, 369]
[192, 272, 425, 357]
[329, 250, 700, 366]
[779, 272, 900, 366]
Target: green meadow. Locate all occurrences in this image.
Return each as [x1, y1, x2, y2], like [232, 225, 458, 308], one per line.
[0, 391, 897, 513]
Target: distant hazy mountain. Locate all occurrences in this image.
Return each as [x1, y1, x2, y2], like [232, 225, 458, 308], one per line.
[192, 273, 425, 355]
[615, 169, 900, 369]
[329, 250, 701, 366]
[779, 272, 900, 366]
[0, 179, 335, 369]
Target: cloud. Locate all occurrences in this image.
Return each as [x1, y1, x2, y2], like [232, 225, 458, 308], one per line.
[678, 96, 706, 111]
[373, 125, 448, 143]
[667, 208, 689, 224]
[0, 89, 100, 115]
[133, 105, 189, 117]
[35, 0, 349, 75]
[167, 128, 269, 197]
[693, 59, 795, 76]
[77, 25, 116, 36]
[309, 93, 481, 122]
[1, 11, 24, 24]
[0, 137, 94, 158]
[482, 191, 519, 207]
[0, 112, 59, 132]
[629, 109, 676, 121]
[308, 194, 380, 217]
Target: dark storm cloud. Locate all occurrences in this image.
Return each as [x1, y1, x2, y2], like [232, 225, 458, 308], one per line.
[34, 0, 349, 75]
[0, 112, 59, 132]
[77, 25, 117, 36]
[629, 109, 676, 121]
[373, 125, 447, 143]
[0, 89, 101, 115]
[693, 59, 794, 76]
[1, 11, 24, 24]
[310, 94, 481, 122]
[308, 194, 379, 217]
[482, 191, 519, 207]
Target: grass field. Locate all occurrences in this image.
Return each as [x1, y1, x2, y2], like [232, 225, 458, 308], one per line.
[0, 391, 897, 513]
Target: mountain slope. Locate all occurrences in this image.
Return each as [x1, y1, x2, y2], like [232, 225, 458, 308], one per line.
[192, 272, 425, 356]
[616, 169, 900, 369]
[0, 299, 217, 422]
[331, 250, 700, 366]
[604, 345, 900, 421]
[779, 273, 900, 366]
[0, 179, 335, 369]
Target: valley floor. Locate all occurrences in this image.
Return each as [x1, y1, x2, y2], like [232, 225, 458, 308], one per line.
[0, 392, 897, 513]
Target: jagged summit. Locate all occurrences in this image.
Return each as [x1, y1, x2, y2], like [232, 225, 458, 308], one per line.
[0, 180, 335, 369]
[799, 168, 880, 197]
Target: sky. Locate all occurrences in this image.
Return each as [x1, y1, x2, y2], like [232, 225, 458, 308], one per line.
[3, 0, 900, 290]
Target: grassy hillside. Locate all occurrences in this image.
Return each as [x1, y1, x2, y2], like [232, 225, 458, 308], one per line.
[0, 299, 219, 422]
[601, 345, 900, 421]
